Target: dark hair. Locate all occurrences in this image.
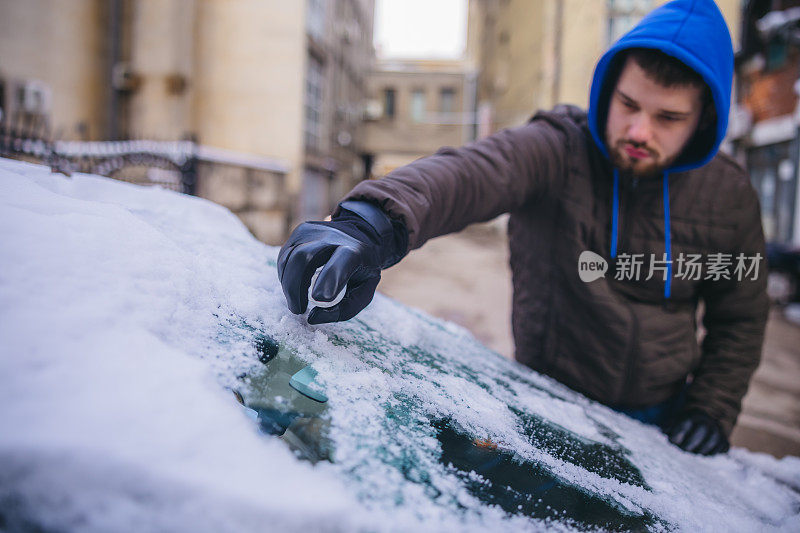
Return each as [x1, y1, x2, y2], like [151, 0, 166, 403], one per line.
[626, 48, 705, 90]
[626, 48, 714, 119]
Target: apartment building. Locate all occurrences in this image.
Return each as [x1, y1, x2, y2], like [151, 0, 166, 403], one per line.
[731, 0, 800, 246]
[470, 0, 741, 132]
[0, 0, 374, 243]
[364, 58, 476, 177]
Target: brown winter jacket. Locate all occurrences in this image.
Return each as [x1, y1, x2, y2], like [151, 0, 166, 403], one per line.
[341, 105, 768, 436]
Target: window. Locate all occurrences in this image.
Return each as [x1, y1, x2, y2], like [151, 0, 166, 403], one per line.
[607, 0, 653, 44]
[383, 88, 396, 119]
[300, 166, 330, 221]
[410, 89, 426, 123]
[747, 141, 797, 243]
[440, 88, 456, 114]
[304, 55, 324, 151]
[766, 40, 788, 71]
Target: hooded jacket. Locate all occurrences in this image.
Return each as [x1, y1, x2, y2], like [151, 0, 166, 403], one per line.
[589, 0, 735, 300]
[340, 0, 767, 435]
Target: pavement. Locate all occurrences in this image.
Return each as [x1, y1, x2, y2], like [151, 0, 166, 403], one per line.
[378, 221, 800, 458]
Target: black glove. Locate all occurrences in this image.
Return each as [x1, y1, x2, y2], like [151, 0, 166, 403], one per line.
[277, 200, 407, 324]
[665, 410, 729, 455]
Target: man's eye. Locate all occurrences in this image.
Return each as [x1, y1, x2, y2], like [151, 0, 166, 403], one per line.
[623, 101, 637, 110]
[659, 115, 681, 122]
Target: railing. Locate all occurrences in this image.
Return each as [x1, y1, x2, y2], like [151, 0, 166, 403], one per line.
[0, 122, 292, 244]
[0, 123, 197, 194]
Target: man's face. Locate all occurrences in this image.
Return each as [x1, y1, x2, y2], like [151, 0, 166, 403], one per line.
[605, 58, 704, 177]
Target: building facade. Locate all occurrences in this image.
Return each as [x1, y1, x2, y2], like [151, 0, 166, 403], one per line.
[0, 0, 375, 243]
[301, 0, 375, 221]
[731, 0, 800, 246]
[470, 0, 741, 132]
[363, 59, 476, 177]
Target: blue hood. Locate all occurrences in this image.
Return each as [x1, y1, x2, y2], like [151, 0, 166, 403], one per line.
[588, 0, 734, 300]
[588, 0, 734, 172]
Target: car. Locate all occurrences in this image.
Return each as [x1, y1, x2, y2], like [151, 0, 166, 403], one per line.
[1, 157, 799, 532]
[767, 242, 800, 304]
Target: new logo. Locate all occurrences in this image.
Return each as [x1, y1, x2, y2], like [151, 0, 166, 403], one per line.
[578, 251, 608, 282]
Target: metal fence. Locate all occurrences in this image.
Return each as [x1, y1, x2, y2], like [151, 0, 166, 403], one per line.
[0, 122, 197, 194]
[1, 121, 295, 243]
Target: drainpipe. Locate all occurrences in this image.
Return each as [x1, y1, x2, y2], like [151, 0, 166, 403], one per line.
[462, 69, 478, 144]
[107, 0, 123, 139]
[792, 52, 800, 246]
[551, 0, 563, 105]
[793, 102, 800, 246]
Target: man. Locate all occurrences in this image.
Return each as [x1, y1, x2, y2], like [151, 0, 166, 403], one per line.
[277, 0, 768, 456]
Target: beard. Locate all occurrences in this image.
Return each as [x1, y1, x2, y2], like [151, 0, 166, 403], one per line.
[608, 140, 674, 178]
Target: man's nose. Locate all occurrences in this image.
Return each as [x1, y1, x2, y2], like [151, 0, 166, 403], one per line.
[627, 114, 653, 144]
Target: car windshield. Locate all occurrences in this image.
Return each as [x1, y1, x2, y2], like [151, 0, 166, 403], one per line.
[3, 160, 798, 532]
[228, 284, 796, 530]
[237, 329, 657, 529]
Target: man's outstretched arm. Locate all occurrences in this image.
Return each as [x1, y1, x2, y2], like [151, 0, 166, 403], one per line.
[279, 116, 569, 323]
[338, 118, 568, 251]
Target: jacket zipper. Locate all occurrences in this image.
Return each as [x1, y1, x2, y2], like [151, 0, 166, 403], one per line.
[618, 299, 641, 404]
[617, 176, 637, 252]
[616, 174, 640, 404]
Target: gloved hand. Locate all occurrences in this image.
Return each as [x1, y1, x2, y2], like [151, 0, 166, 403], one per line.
[665, 410, 729, 455]
[277, 200, 407, 324]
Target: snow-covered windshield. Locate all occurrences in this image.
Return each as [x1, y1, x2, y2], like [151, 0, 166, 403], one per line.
[1, 158, 798, 532]
[236, 327, 655, 529]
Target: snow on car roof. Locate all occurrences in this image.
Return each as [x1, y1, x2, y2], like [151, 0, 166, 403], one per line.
[1, 157, 798, 531]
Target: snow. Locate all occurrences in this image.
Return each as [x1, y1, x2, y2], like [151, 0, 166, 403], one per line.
[0, 159, 355, 531]
[1, 157, 799, 531]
